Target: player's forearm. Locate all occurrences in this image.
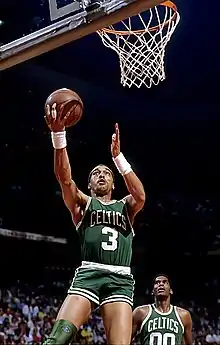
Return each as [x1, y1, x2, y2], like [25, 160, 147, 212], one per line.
[54, 148, 72, 184]
[50, 131, 72, 183]
[54, 145, 84, 212]
[123, 171, 145, 203]
[113, 152, 145, 203]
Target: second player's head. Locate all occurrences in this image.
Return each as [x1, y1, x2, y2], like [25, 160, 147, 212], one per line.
[88, 164, 115, 197]
[152, 274, 173, 301]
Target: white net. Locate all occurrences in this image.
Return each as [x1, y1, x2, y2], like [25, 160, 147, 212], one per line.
[97, 1, 180, 88]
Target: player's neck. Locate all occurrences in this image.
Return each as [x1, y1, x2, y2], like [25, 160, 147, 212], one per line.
[154, 299, 171, 313]
[96, 195, 112, 202]
[91, 191, 112, 202]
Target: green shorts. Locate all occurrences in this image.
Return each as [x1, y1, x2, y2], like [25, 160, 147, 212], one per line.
[68, 262, 134, 307]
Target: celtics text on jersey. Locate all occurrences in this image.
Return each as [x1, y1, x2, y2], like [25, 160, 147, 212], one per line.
[76, 197, 134, 267]
[139, 304, 184, 345]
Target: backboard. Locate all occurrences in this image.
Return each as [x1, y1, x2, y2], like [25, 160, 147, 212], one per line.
[0, 0, 164, 70]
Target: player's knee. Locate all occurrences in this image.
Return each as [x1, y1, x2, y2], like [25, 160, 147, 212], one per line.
[43, 319, 78, 345]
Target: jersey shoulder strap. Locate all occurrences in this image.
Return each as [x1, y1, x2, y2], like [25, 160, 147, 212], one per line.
[118, 196, 135, 236]
[173, 306, 184, 333]
[75, 196, 92, 231]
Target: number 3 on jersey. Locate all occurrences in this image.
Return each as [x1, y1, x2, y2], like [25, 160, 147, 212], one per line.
[150, 332, 175, 345]
[101, 227, 118, 251]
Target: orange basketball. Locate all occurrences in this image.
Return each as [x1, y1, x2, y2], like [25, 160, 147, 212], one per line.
[45, 88, 83, 127]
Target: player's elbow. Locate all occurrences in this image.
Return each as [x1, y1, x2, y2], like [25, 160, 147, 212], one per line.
[134, 194, 146, 213]
[137, 191, 146, 206]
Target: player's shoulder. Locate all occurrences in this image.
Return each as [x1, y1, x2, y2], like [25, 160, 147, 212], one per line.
[121, 194, 132, 203]
[133, 304, 151, 320]
[175, 306, 191, 316]
[119, 196, 128, 204]
[175, 306, 192, 324]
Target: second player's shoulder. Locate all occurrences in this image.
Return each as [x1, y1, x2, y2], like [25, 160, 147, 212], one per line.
[175, 306, 191, 317]
[175, 306, 192, 326]
[133, 304, 151, 323]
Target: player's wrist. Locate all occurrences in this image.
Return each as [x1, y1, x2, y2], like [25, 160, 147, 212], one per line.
[51, 131, 67, 149]
[113, 152, 132, 175]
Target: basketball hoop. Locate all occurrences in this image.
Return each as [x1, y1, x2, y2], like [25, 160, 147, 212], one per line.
[97, 1, 180, 88]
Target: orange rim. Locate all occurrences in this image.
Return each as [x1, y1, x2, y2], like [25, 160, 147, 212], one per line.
[98, 1, 178, 35]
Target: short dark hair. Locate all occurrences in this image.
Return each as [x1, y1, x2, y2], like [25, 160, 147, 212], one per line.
[152, 274, 171, 286]
[88, 164, 115, 183]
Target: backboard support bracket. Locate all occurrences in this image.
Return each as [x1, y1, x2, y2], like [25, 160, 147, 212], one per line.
[0, 0, 164, 71]
[49, 0, 83, 21]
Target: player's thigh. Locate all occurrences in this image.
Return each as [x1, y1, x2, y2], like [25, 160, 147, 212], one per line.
[68, 267, 100, 306]
[57, 267, 101, 328]
[56, 294, 93, 328]
[100, 272, 134, 344]
[100, 272, 134, 309]
[101, 301, 132, 345]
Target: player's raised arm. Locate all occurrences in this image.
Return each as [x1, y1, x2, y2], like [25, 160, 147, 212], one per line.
[45, 103, 88, 223]
[111, 123, 146, 223]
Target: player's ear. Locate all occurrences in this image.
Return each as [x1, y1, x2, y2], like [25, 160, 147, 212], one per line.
[88, 183, 91, 190]
[170, 288, 173, 295]
[112, 183, 115, 190]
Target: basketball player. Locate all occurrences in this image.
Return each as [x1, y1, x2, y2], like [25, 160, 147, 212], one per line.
[44, 103, 146, 345]
[132, 274, 193, 345]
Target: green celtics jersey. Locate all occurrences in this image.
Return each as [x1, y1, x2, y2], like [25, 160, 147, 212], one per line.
[76, 197, 134, 266]
[139, 304, 184, 345]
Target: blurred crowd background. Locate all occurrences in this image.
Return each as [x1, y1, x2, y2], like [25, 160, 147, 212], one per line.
[0, 270, 220, 345]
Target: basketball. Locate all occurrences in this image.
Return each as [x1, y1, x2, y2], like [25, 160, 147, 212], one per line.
[45, 88, 83, 127]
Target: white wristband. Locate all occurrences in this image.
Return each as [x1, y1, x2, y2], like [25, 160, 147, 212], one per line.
[113, 152, 132, 176]
[51, 131, 67, 149]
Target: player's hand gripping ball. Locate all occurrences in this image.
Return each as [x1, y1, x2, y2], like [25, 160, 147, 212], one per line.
[44, 88, 83, 129]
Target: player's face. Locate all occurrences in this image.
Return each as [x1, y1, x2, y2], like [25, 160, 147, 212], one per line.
[89, 165, 114, 196]
[153, 276, 172, 298]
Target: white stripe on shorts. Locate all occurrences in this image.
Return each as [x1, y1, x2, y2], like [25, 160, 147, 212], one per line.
[68, 287, 99, 305]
